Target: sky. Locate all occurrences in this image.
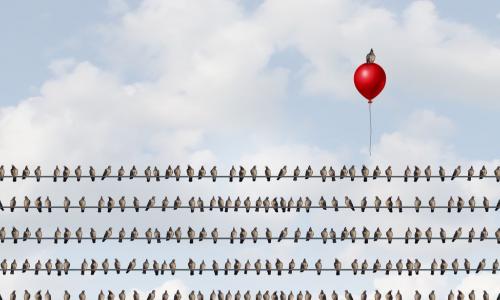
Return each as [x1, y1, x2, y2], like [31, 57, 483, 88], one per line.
[0, 0, 499, 298]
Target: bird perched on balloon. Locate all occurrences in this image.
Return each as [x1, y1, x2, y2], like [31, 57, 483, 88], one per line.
[354, 49, 386, 155]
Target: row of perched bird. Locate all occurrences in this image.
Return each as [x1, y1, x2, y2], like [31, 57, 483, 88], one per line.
[2, 227, 498, 244]
[1, 290, 497, 300]
[2, 196, 499, 213]
[1, 258, 498, 276]
[2, 165, 500, 182]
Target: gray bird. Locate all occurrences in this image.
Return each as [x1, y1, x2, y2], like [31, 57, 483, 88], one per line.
[117, 166, 125, 181]
[349, 165, 356, 181]
[293, 166, 300, 181]
[145, 166, 152, 182]
[469, 196, 476, 212]
[265, 166, 271, 181]
[467, 166, 474, 181]
[414, 166, 421, 182]
[320, 166, 327, 182]
[0, 165, 4, 181]
[277, 166, 287, 180]
[386, 228, 393, 244]
[479, 165, 487, 179]
[429, 197, 436, 212]
[250, 166, 257, 181]
[305, 165, 313, 179]
[130, 165, 138, 179]
[187, 165, 194, 182]
[495, 166, 500, 182]
[198, 166, 206, 179]
[452, 165, 461, 180]
[63, 166, 70, 182]
[476, 259, 486, 273]
[229, 166, 236, 182]
[439, 166, 445, 181]
[404, 166, 411, 182]
[126, 259, 136, 273]
[362, 165, 369, 182]
[238, 166, 246, 182]
[11, 165, 18, 182]
[174, 165, 181, 181]
[101, 165, 111, 180]
[89, 166, 96, 181]
[153, 166, 160, 181]
[351, 259, 358, 275]
[22, 166, 30, 180]
[373, 166, 381, 179]
[315, 259, 322, 275]
[366, 48, 376, 63]
[210, 166, 217, 182]
[385, 166, 392, 182]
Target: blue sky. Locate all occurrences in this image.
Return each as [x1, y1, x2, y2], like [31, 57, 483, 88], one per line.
[0, 0, 499, 297]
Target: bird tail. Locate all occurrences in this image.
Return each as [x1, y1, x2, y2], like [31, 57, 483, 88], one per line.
[118, 177, 122, 181]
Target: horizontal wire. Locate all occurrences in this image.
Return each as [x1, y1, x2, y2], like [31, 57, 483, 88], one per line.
[0, 268, 497, 274]
[1, 237, 497, 242]
[1, 175, 499, 180]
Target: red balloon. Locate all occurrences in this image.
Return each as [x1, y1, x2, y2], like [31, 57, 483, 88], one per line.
[354, 63, 386, 103]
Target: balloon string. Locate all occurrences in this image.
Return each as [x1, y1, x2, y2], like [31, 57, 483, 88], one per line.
[369, 102, 372, 156]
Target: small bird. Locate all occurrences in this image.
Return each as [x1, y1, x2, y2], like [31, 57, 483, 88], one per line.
[187, 165, 194, 182]
[440, 228, 447, 243]
[476, 259, 485, 273]
[495, 166, 500, 182]
[351, 259, 358, 275]
[467, 166, 474, 181]
[315, 259, 322, 275]
[265, 166, 271, 181]
[11, 165, 18, 182]
[239, 166, 246, 182]
[250, 166, 257, 181]
[129, 165, 138, 179]
[361, 165, 369, 182]
[63, 166, 70, 182]
[429, 197, 436, 212]
[414, 166, 421, 182]
[366, 48, 376, 63]
[117, 166, 125, 181]
[101, 165, 111, 180]
[89, 166, 96, 181]
[385, 166, 392, 182]
[404, 166, 411, 182]
[373, 166, 381, 179]
[53, 166, 60, 181]
[438, 166, 446, 181]
[305, 165, 313, 179]
[451, 165, 461, 180]
[479, 165, 487, 179]
[320, 166, 327, 182]
[153, 166, 160, 181]
[452, 227, 462, 242]
[293, 166, 300, 181]
[277, 166, 287, 180]
[349, 165, 356, 181]
[0, 165, 4, 181]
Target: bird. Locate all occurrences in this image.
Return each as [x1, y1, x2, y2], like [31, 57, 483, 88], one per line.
[292, 166, 300, 181]
[495, 166, 500, 182]
[429, 197, 436, 212]
[305, 165, 313, 179]
[22, 166, 30, 180]
[362, 165, 369, 182]
[126, 259, 136, 273]
[101, 165, 111, 180]
[349, 165, 356, 181]
[467, 166, 474, 181]
[404, 166, 411, 182]
[144, 166, 152, 182]
[345, 196, 355, 211]
[451, 165, 461, 180]
[385, 166, 392, 182]
[373, 166, 381, 179]
[129, 165, 138, 179]
[239, 166, 246, 182]
[11, 165, 18, 182]
[250, 166, 257, 181]
[414, 166, 421, 182]
[452, 227, 462, 242]
[366, 48, 376, 63]
[351, 259, 358, 275]
[187, 165, 195, 182]
[228, 166, 236, 182]
[264, 166, 271, 181]
[479, 165, 487, 179]
[35, 166, 42, 182]
[116, 166, 125, 181]
[277, 166, 287, 180]
[476, 259, 485, 273]
[63, 166, 70, 182]
[153, 166, 160, 181]
[89, 166, 96, 181]
[439, 166, 445, 181]
[320, 166, 327, 182]
[0, 165, 4, 181]
[315, 259, 322, 275]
